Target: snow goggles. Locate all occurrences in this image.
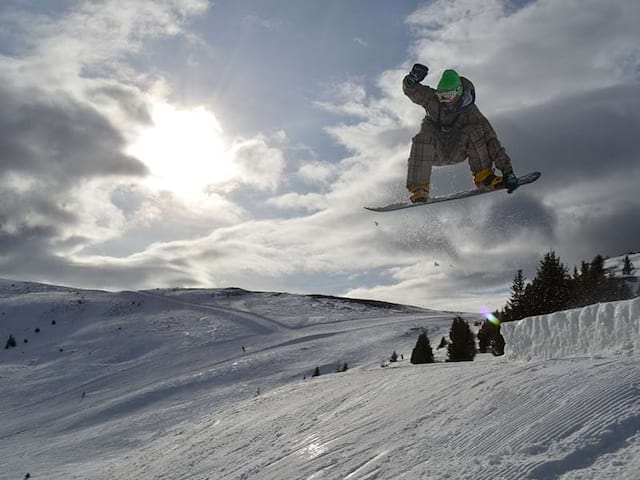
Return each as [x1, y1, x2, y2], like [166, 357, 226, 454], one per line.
[436, 90, 458, 103]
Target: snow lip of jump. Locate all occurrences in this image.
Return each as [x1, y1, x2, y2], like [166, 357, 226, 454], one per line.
[503, 296, 640, 361]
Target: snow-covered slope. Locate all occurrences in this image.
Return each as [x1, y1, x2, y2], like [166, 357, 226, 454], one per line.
[0, 279, 454, 479]
[605, 253, 640, 295]
[605, 252, 640, 277]
[2, 279, 640, 479]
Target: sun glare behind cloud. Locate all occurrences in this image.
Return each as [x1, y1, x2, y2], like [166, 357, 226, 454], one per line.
[128, 103, 234, 199]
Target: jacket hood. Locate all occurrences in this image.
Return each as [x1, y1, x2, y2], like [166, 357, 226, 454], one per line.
[460, 77, 476, 109]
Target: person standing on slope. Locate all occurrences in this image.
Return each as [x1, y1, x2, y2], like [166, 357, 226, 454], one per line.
[403, 63, 519, 203]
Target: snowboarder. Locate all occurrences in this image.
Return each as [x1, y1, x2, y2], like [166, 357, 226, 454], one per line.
[403, 64, 519, 203]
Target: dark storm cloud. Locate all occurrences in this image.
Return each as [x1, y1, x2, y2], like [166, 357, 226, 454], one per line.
[0, 221, 59, 252]
[87, 85, 153, 126]
[496, 83, 640, 187]
[0, 81, 152, 283]
[572, 203, 640, 259]
[0, 188, 79, 225]
[482, 193, 557, 243]
[0, 84, 149, 183]
[0, 247, 196, 292]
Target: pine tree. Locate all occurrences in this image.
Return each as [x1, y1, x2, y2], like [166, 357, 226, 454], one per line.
[5, 334, 17, 349]
[389, 351, 399, 363]
[506, 251, 640, 321]
[477, 321, 493, 353]
[570, 260, 594, 308]
[447, 316, 476, 362]
[622, 255, 636, 276]
[616, 281, 634, 301]
[589, 255, 609, 303]
[504, 270, 527, 321]
[336, 362, 349, 373]
[490, 328, 506, 356]
[529, 251, 571, 315]
[437, 336, 448, 349]
[410, 332, 434, 364]
[312, 366, 321, 377]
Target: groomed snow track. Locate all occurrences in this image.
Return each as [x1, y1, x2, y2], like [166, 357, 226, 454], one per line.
[98, 298, 640, 480]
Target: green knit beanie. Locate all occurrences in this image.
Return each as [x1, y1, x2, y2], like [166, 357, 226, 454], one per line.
[437, 69, 462, 95]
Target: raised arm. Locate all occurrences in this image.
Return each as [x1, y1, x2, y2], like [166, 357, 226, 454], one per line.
[402, 63, 438, 107]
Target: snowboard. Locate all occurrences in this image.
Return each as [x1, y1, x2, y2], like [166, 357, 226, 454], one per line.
[364, 171, 541, 213]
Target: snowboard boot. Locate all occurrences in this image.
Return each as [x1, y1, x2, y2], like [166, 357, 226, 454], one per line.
[409, 185, 430, 203]
[473, 168, 504, 190]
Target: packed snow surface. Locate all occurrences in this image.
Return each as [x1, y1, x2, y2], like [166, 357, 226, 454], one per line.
[1, 278, 639, 479]
[503, 297, 640, 361]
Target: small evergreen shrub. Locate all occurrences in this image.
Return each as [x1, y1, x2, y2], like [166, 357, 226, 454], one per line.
[410, 332, 434, 364]
[5, 335, 17, 349]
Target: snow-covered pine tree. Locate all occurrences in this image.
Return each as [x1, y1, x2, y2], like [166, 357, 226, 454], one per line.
[447, 316, 476, 362]
[410, 332, 434, 364]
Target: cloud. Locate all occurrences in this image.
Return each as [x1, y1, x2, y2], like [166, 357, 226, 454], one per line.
[496, 83, 640, 184]
[242, 15, 283, 32]
[0, 1, 212, 275]
[266, 193, 328, 212]
[315, 80, 370, 118]
[575, 203, 640, 258]
[481, 193, 557, 244]
[0, 84, 148, 183]
[297, 161, 336, 185]
[225, 136, 287, 193]
[405, 0, 640, 113]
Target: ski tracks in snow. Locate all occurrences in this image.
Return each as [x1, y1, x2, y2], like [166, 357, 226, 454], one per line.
[429, 358, 640, 480]
[95, 353, 640, 480]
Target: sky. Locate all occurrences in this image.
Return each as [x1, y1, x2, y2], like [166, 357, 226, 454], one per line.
[0, 0, 639, 312]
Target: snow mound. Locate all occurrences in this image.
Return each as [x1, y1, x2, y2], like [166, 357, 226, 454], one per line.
[503, 297, 640, 361]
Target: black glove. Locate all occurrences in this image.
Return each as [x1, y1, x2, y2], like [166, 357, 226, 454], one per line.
[406, 63, 429, 85]
[503, 172, 520, 194]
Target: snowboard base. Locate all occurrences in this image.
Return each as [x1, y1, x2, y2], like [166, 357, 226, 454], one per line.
[364, 172, 541, 212]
